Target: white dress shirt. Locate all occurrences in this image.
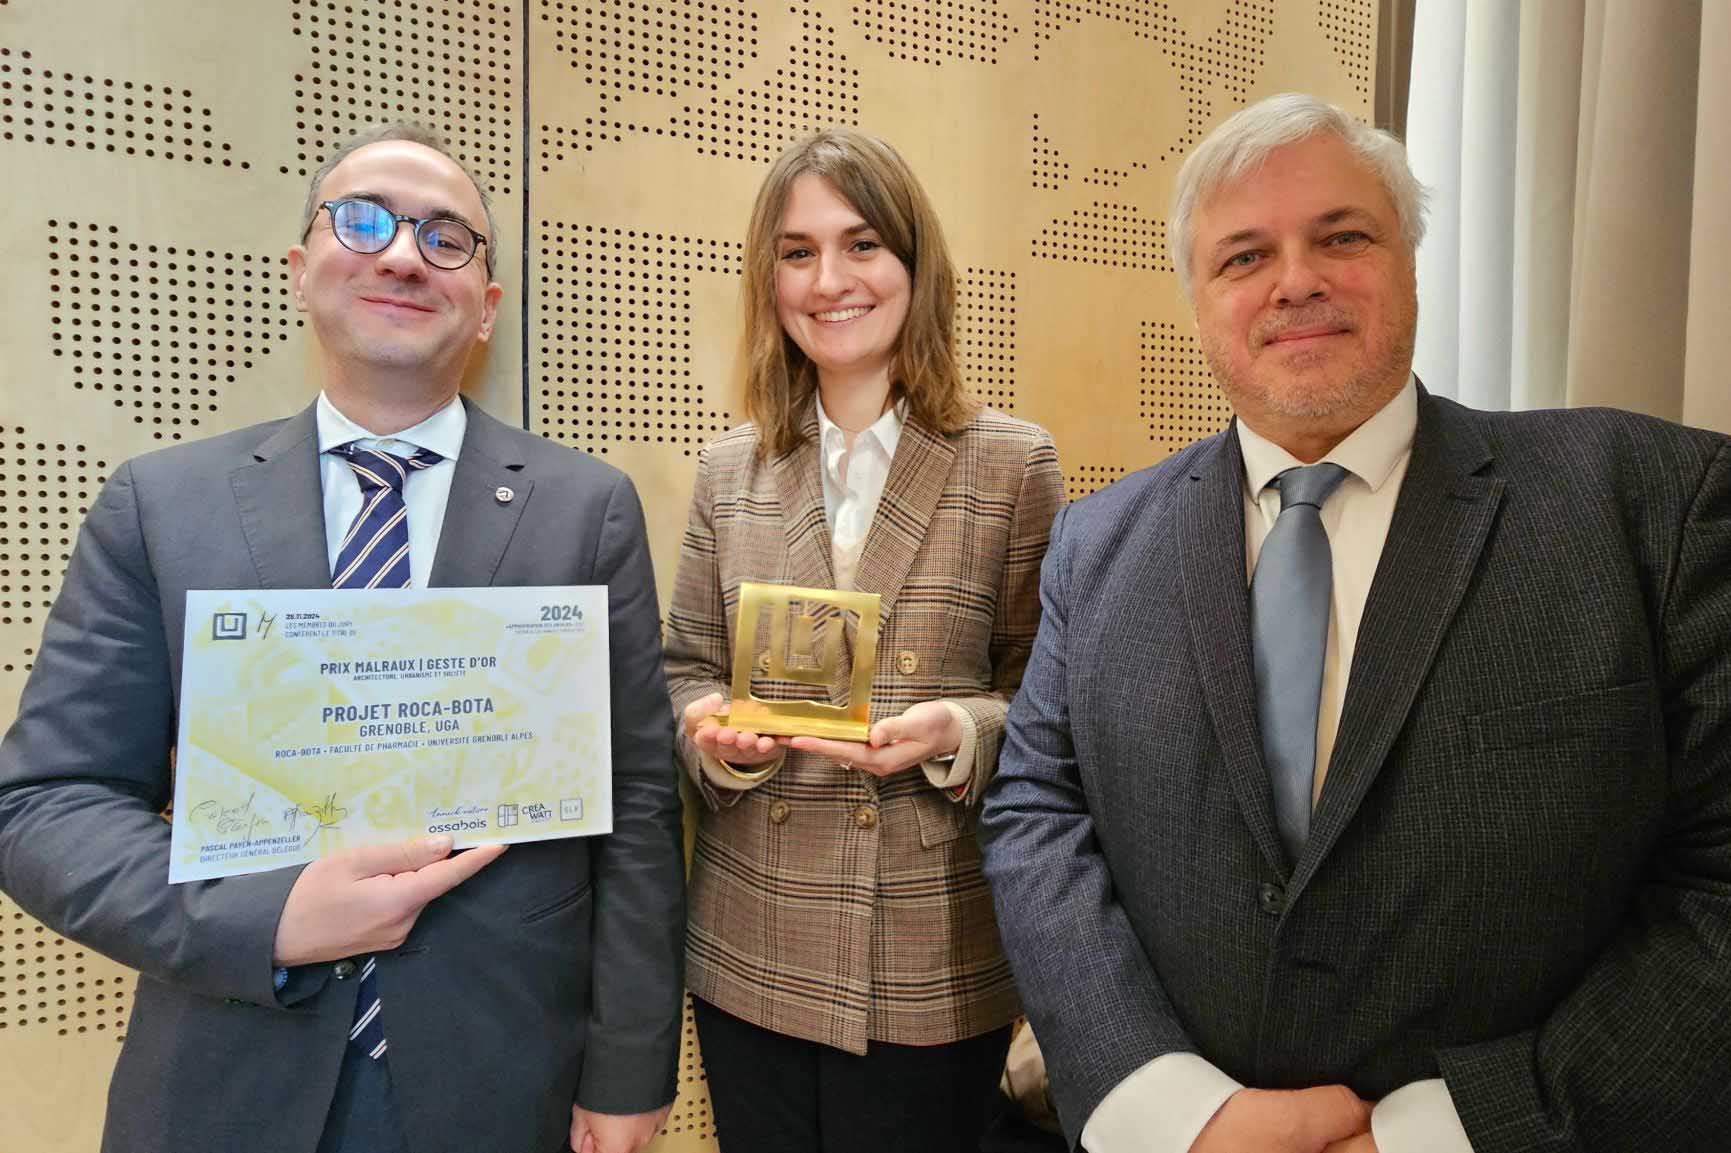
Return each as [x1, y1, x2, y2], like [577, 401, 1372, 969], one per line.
[1082, 379, 1473, 1153]
[815, 391, 904, 592]
[315, 391, 466, 588]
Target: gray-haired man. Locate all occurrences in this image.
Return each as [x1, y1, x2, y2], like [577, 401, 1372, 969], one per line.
[981, 92, 1731, 1152]
[0, 125, 686, 1153]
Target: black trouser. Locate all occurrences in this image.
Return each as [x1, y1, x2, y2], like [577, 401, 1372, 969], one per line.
[693, 995, 1013, 1153]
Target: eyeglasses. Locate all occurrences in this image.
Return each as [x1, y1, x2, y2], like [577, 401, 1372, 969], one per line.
[308, 199, 489, 272]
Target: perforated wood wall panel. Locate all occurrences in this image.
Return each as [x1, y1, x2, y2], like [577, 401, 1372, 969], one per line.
[1, 1, 1373, 1148]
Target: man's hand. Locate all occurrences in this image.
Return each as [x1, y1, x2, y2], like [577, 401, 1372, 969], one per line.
[683, 691, 782, 767]
[272, 835, 506, 967]
[570, 1103, 672, 1153]
[1192, 1086, 1371, 1153]
[1322, 1135, 1379, 1153]
[786, 700, 963, 778]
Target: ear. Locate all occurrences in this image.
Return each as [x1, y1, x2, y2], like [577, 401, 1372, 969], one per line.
[286, 246, 310, 313]
[476, 280, 504, 343]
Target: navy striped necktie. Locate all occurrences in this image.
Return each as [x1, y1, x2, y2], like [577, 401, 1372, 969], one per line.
[329, 441, 441, 1059]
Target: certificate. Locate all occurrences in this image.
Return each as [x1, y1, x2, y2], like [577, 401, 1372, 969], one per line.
[168, 586, 611, 883]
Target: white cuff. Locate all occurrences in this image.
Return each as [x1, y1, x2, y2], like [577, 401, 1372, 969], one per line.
[1080, 1052, 1242, 1153]
[922, 700, 977, 795]
[1371, 1079, 1473, 1152]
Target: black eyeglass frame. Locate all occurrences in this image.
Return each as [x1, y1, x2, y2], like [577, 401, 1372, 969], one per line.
[305, 199, 490, 272]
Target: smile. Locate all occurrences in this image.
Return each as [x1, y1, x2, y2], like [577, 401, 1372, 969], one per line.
[1264, 327, 1349, 346]
[359, 296, 437, 314]
[813, 306, 873, 324]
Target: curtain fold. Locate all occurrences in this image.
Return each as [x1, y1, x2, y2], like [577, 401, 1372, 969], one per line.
[1408, 0, 1723, 433]
[1683, 1, 1730, 433]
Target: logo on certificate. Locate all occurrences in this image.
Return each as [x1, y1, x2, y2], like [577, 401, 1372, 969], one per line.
[211, 612, 248, 640]
[560, 798, 584, 821]
[497, 803, 519, 828]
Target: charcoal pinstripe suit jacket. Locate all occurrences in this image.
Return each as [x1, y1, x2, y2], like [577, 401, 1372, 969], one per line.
[981, 388, 1731, 1151]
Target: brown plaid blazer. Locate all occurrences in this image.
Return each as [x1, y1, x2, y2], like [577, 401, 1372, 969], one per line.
[663, 404, 1064, 1053]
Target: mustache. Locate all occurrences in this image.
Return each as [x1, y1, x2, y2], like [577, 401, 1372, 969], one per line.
[1254, 308, 1355, 346]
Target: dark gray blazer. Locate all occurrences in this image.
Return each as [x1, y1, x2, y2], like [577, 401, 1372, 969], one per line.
[0, 399, 685, 1153]
[980, 389, 1731, 1151]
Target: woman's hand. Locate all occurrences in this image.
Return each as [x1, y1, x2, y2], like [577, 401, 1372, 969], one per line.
[683, 692, 783, 766]
[786, 700, 961, 778]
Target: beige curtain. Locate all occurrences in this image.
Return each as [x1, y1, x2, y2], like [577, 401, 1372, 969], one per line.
[1683, 1, 1731, 433]
[1410, 0, 1729, 434]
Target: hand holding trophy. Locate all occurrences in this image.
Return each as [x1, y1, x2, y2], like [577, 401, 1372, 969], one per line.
[702, 581, 962, 777]
[785, 699, 963, 779]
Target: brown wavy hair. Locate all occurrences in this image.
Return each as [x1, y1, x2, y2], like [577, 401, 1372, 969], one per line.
[741, 128, 977, 459]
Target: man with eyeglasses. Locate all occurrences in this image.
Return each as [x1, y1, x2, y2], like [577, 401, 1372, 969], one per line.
[0, 124, 685, 1153]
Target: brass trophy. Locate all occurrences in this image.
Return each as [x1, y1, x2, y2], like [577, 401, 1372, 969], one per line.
[711, 581, 882, 741]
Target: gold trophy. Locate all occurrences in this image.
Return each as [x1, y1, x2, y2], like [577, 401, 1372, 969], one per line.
[710, 581, 882, 741]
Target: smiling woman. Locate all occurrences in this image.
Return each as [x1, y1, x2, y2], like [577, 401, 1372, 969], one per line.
[660, 127, 1067, 1153]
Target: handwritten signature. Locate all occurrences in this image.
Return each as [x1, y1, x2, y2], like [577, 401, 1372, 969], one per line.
[191, 791, 267, 843]
[283, 793, 350, 849]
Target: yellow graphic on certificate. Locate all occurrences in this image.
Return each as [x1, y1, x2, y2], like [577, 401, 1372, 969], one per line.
[169, 586, 611, 883]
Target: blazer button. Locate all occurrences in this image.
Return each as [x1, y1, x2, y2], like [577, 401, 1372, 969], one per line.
[1257, 882, 1286, 916]
[333, 959, 358, 980]
[757, 649, 773, 671]
[853, 804, 879, 830]
[768, 800, 792, 825]
[895, 650, 919, 675]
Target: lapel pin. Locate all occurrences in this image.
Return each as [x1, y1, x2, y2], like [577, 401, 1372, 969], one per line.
[495, 486, 515, 505]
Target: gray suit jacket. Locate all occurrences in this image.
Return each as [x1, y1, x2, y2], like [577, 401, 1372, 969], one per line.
[980, 390, 1731, 1151]
[0, 399, 685, 1153]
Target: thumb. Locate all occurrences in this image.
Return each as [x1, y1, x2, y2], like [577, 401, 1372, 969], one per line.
[868, 716, 914, 748]
[685, 692, 724, 727]
[1294, 1085, 1372, 1148]
[344, 834, 454, 878]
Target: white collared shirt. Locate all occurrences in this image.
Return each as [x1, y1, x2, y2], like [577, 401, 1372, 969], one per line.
[1081, 377, 1472, 1153]
[815, 393, 904, 590]
[315, 392, 466, 589]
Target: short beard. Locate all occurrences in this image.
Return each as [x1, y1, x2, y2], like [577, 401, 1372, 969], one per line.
[1202, 301, 1416, 423]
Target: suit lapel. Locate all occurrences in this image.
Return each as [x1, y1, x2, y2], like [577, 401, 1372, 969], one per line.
[851, 415, 956, 619]
[230, 404, 334, 590]
[772, 404, 837, 591]
[1177, 426, 1289, 878]
[428, 398, 532, 588]
[1293, 393, 1504, 892]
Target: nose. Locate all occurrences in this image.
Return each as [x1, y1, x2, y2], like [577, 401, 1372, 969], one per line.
[1271, 244, 1327, 306]
[373, 220, 427, 279]
[813, 251, 852, 298]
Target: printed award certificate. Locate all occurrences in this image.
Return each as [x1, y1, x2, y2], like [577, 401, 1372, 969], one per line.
[168, 586, 610, 883]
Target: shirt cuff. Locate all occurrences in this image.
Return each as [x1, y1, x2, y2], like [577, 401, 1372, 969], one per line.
[1371, 1079, 1473, 1152]
[922, 700, 976, 799]
[698, 748, 785, 791]
[1080, 1052, 1242, 1153]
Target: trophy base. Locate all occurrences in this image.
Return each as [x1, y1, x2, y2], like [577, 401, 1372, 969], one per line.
[709, 711, 869, 743]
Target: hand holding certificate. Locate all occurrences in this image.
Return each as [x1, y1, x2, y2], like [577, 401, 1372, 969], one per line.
[169, 586, 611, 883]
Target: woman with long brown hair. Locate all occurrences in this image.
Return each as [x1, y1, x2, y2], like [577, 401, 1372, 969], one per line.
[661, 127, 1064, 1152]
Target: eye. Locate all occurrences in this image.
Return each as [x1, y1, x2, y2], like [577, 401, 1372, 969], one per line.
[850, 238, 882, 254]
[1221, 250, 1262, 273]
[421, 221, 469, 251]
[1325, 230, 1371, 249]
[778, 246, 812, 261]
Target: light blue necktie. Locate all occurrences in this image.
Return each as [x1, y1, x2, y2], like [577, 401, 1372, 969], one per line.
[330, 442, 441, 1059]
[1250, 462, 1348, 867]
